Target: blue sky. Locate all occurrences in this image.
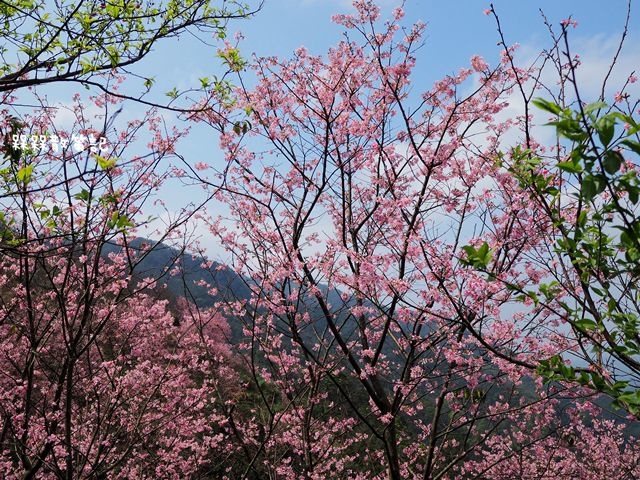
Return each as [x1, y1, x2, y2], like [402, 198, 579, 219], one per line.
[21, 1, 635, 255]
[16, 1, 639, 137]
[160, 0, 639, 174]
[237, 0, 637, 86]
[140, 0, 639, 256]
[158, 0, 637, 95]
[156, 0, 638, 142]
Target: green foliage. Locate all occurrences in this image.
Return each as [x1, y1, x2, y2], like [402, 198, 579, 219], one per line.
[530, 98, 640, 414]
[465, 98, 640, 415]
[15, 164, 33, 184]
[95, 154, 117, 170]
[107, 211, 135, 231]
[461, 242, 493, 269]
[0, 0, 252, 96]
[537, 355, 640, 415]
[217, 47, 246, 72]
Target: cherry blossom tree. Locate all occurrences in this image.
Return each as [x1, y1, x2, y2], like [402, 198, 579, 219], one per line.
[0, 1, 260, 477]
[0, 85, 241, 478]
[194, 1, 640, 478]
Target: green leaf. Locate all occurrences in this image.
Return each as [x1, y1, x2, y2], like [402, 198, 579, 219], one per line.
[603, 150, 624, 175]
[615, 392, 640, 410]
[595, 115, 615, 147]
[80, 59, 95, 74]
[548, 119, 587, 142]
[95, 155, 116, 170]
[217, 47, 246, 72]
[574, 318, 598, 331]
[107, 211, 134, 231]
[621, 139, 640, 156]
[590, 371, 606, 390]
[558, 161, 582, 174]
[478, 241, 490, 262]
[532, 98, 562, 115]
[16, 164, 34, 183]
[73, 189, 90, 202]
[583, 101, 608, 115]
[581, 175, 606, 202]
[461, 242, 492, 269]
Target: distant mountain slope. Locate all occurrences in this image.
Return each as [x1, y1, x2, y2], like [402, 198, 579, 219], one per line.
[102, 238, 640, 437]
[104, 237, 250, 303]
